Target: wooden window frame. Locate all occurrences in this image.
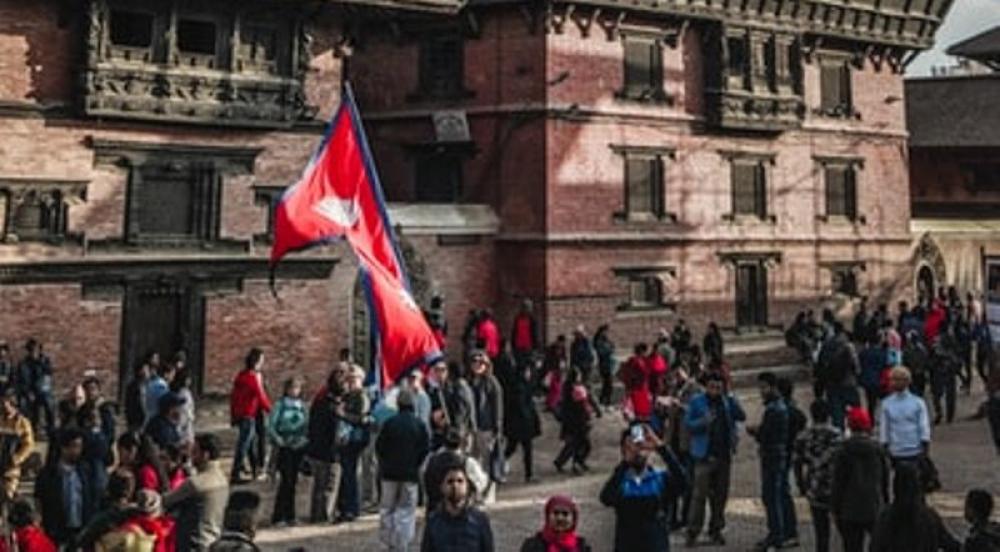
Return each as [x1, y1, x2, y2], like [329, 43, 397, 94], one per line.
[617, 33, 671, 104]
[611, 145, 676, 223]
[413, 33, 470, 101]
[824, 262, 866, 297]
[253, 185, 286, 243]
[815, 156, 865, 223]
[817, 57, 858, 119]
[413, 147, 468, 204]
[0, 179, 88, 245]
[722, 152, 776, 223]
[614, 266, 678, 314]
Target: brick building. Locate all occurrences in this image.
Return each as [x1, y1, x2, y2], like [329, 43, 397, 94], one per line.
[0, 0, 955, 396]
[907, 25, 1000, 295]
[350, 0, 952, 345]
[0, 0, 463, 396]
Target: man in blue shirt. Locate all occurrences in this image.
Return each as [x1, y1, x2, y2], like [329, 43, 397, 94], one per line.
[600, 424, 687, 552]
[878, 366, 931, 463]
[683, 372, 746, 546]
[35, 428, 88, 546]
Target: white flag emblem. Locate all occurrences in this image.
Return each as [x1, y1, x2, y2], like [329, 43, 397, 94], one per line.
[313, 196, 359, 228]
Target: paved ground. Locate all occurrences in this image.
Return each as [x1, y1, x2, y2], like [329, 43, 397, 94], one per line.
[239, 380, 1000, 552]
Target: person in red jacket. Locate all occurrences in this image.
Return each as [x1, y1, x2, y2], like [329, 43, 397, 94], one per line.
[3, 499, 56, 552]
[476, 309, 502, 360]
[230, 348, 272, 484]
[621, 344, 653, 421]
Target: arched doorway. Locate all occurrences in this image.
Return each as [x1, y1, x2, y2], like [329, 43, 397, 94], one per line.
[917, 265, 935, 304]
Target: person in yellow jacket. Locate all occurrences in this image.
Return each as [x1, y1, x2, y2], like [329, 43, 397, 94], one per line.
[0, 387, 34, 502]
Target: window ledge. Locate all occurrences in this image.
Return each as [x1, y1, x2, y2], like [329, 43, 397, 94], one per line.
[613, 212, 679, 225]
[406, 89, 476, 104]
[816, 214, 867, 225]
[615, 304, 677, 318]
[2, 233, 83, 246]
[722, 213, 777, 225]
[812, 108, 862, 121]
[614, 89, 674, 106]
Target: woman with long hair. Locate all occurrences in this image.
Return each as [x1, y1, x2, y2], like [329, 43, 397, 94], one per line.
[870, 463, 959, 552]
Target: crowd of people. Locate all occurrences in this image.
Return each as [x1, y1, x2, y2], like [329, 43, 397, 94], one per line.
[0, 287, 997, 551]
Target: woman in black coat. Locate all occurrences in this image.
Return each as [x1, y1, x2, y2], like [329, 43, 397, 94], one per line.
[498, 341, 541, 483]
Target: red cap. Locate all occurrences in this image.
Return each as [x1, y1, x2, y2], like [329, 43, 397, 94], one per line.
[846, 406, 872, 432]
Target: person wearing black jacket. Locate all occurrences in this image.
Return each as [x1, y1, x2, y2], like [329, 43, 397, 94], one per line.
[962, 489, 1000, 552]
[377, 389, 430, 552]
[306, 371, 345, 524]
[124, 356, 153, 432]
[747, 372, 792, 551]
[570, 327, 595, 384]
[73, 469, 139, 550]
[600, 424, 687, 552]
[421, 462, 494, 552]
[17, 339, 55, 436]
[869, 463, 959, 552]
[778, 378, 806, 546]
[35, 428, 90, 546]
[497, 341, 541, 483]
[593, 325, 616, 406]
[831, 407, 890, 552]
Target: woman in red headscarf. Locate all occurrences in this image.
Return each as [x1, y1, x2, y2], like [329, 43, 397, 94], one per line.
[520, 495, 592, 552]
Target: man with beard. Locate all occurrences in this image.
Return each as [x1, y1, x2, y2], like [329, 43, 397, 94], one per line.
[420, 463, 494, 551]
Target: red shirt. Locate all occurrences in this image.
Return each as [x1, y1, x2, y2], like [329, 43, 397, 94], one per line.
[476, 318, 502, 358]
[924, 304, 946, 343]
[136, 464, 162, 492]
[230, 369, 272, 421]
[3, 526, 57, 552]
[513, 315, 534, 352]
[121, 514, 176, 552]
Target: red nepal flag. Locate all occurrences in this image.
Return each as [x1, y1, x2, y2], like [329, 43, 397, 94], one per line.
[270, 85, 442, 387]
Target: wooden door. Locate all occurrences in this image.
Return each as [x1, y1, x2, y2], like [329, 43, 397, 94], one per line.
[736, 262, 768, 328]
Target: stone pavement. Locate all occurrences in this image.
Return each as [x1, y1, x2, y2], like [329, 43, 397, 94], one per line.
[242, 380, 1000, 552]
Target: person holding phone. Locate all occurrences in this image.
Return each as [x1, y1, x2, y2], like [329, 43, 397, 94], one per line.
[599, 423, 688, 552]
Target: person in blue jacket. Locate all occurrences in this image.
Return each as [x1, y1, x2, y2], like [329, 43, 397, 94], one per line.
[600, 423, 688, 552]
[683, 371, 746, 546]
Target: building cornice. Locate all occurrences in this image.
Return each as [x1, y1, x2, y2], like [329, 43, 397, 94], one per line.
[496, 232, 914, 245]
[551, 0, 952, 50]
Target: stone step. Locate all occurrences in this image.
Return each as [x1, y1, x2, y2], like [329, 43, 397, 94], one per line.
[730, 363, 811, 388]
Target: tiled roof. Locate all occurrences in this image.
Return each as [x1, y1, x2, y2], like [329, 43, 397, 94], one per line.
[906, 74, 1000, 148]
[947, 25, 1000, 61]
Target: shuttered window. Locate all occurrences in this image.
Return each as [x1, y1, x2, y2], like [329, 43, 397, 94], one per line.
[832, 267, 859, 296]
[625, 154, 664, 218]
[732, 161, 767, 218]
[623, 37, 663, 100]
[628, 275, 662, 307]
[820, 62, 852, 115]
[415, 151, 463, 203]
[419, 36, 464, 99]
[825, 164, 857, 219]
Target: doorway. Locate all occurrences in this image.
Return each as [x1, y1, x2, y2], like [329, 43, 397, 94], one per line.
[736, 262, 768, 328]
[119, 283, 205, 399]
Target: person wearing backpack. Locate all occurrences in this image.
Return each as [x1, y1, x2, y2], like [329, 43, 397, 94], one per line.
[268, 377, 309, 526]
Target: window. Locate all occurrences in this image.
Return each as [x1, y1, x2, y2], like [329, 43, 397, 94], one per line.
[418, 36, 465, 100]
[0, 180, 86, 244]
[415, 151, 464, 203]
[176, 18, 218, 68]
[824, 164, 858, 219]
[109, 10, 154, 48]
[177, 19, 217, 55]
[128, 164, 222, 242]
[628, 275, 663, 308]
[239, 23, 278, 74]
[832, 266, 859, 296]
[819, 62, 853, 117]
[253, 186, 285, 242]
[961, 162, 1000, 192]
[621, 36, 665, 101]
[731, 160, 768, 218]
[108, 9, 157, 62]
[624, 154, 665, 219]
[726, 35, 748, 83]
